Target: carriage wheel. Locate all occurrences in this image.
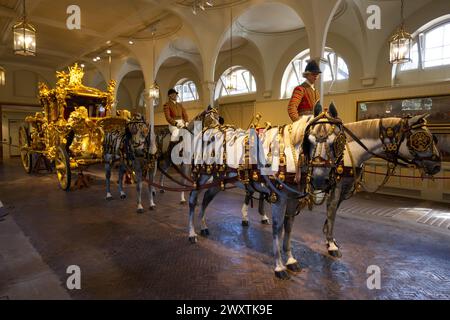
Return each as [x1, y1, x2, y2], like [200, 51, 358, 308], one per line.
[19, 126, 32, 173]
[55, 145, 71, 191]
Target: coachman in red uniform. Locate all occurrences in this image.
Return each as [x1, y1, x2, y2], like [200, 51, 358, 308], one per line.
[287, 60, 321, 121]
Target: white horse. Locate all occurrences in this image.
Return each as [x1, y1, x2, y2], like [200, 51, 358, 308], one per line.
[187, 103, 345, 279]
[318, 114, 441, 257]
[125, 114, 158, 213]
[146, 106, 222, 209]
[104, 128, 129, 200]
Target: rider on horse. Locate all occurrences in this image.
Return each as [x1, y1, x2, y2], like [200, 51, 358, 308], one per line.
[164, 88, 189, 148]
[287, 60, 321, 121]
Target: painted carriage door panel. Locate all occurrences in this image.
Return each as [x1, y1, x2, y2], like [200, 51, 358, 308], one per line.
[8, 119, 24, 157]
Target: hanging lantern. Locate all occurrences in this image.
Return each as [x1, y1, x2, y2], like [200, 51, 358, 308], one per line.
[225, 5, 236, 92]
[389, 27, 412, 64]
[389, 0, 412, 64]
[0, 66, 5, 86]
[149, 82, 159, 99]
[13, 1, 36, 56]
[149, 30, 160, 100]
[225, 70, 237, 92]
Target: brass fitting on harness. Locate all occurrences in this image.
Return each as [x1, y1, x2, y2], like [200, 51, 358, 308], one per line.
[252, 171, 259, 181]
[269, 192, 278, 203]
[278, 172, 285, 182]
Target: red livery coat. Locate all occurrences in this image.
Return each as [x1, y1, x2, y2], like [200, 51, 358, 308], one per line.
[287, 82, 320, 122]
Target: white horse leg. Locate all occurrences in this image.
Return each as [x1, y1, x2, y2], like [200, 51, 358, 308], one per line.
[188, 175, 209, 243]
[118, 162, 126, 200]
[258, 195, 270, 225]
[104, 155, 113, 200]
[148, 165, 156, 210]
[283, 199, 301, 272]
[324, 184, 343, 257]
[180, 191, 186, 204]
[159, 171, 165, 193]
[188, 189, 199, 243]
[271, 196, 290, 280]
[241, 193, 251, 226]
[134, 160, 144, 214]
[199, 185, 221, 236]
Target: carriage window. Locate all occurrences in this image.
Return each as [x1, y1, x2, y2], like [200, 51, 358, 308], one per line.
[281, 48, 349, 99]
[174, 79, 199, 102]
[214, 66, 257, 99]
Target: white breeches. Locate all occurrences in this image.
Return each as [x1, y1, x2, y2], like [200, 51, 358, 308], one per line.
[169, 120, 186, 142]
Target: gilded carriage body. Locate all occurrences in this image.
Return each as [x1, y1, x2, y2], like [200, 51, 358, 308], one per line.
[19, 64, 130, 190]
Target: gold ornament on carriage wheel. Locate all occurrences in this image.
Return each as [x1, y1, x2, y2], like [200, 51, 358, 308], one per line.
[334, 132, 346, 158]
[409, 131, 432, 153]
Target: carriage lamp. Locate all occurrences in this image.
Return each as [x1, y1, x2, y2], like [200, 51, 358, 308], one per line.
[0, 66, 5, 86]
[13, 0, 36, 56]
[389, 0, 412, 64]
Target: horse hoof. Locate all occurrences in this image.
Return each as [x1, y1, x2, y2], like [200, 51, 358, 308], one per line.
[261, 219, 270, 225]
[274, 270, 290, 280]
[120, 194, 126, 200]
[180, 200, 187, 205]
[149, 205, 155, 211]
[160, 189, 165, 194]
[106, 196, 113, 201]
[200, 229, 210, 236]
[189, 236, 197, 244]
[241, 220, 249, 227]
[286, 262, 302, 273]
[137, 208, 144, 214]
[328, 250, 342, 258]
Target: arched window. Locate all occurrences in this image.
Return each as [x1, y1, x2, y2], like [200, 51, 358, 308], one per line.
[398, 18, 450, 72]
[174, 79, 199, 102]
[281, 48, 349, 98]
[215, 66, 257, 99]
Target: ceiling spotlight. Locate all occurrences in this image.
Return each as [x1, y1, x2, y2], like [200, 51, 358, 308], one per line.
[106, 49, 111, 55]
[96, 56, 100, 60]
[206, 1, 213, 6]
[92, 58, 96, 62]
[80, 63, 85, 68]
[106, 40, 111, 45]
[128, 39, 134, 45]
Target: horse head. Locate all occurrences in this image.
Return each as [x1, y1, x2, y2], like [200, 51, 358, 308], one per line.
[400, 114, 441, 176]
[127, 113, 150, 156]
[304, 102, 346, 191]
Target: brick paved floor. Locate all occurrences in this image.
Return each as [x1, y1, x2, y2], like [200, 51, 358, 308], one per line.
[0, 159, 449, 299]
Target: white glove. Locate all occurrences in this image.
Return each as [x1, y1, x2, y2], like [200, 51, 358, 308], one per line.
[185, 122, 189, 127]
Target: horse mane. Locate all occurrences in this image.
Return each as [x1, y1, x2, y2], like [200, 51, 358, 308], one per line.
[345, 118, 401, 141]
[290, 115, 313, 145]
